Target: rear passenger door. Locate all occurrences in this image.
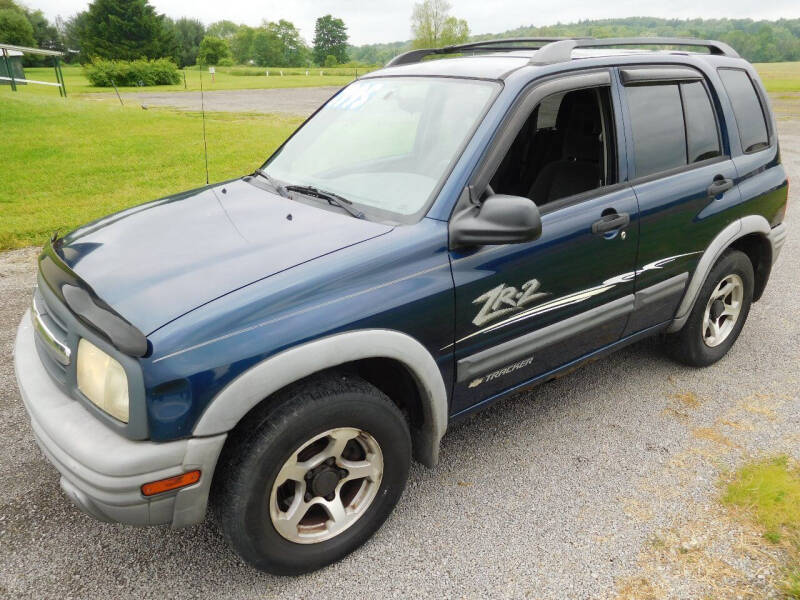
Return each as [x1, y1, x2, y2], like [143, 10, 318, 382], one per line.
[617, 66, 741, 335]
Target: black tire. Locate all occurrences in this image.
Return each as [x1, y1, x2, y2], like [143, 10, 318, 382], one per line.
[665, 249, 754, 367]
[212, 372, 411, 575]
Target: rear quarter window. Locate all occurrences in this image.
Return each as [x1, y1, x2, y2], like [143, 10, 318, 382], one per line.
[718, 68, 770, 153]
[680, 81, 721, 163]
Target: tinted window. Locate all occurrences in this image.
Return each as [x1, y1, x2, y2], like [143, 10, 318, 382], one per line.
[536, 92, 564, 129]
[627, 84, 686, 178]
[489, 87, 616, 205]
[718, 69, 769, 152]
[681, 81, 721, 163]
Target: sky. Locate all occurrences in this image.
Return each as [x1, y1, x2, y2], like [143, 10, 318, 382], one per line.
[26, 0, 800, 46]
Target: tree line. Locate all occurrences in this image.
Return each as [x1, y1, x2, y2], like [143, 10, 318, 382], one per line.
[1, 0, 798, 69]
[351, 14, 800, 65]
[0, 0, 352, 68]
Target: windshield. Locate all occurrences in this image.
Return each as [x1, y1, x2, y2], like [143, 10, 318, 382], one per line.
[263, 77, 499, 219]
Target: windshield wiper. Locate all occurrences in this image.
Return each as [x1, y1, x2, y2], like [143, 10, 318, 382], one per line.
[284, 185, 366, 220]
[253, 168, 290, 198]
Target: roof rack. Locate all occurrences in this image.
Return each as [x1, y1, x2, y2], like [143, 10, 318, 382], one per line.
[531, 37, 739, 64]
[386, 36, 739, 68]
[386, 38, 576, 67]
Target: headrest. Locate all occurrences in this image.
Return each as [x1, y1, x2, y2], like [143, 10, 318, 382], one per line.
[558, 92, 601, 162]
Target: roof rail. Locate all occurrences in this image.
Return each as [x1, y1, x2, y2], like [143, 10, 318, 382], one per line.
[386, 37, 574, 67]
[531, 37, 739, 65]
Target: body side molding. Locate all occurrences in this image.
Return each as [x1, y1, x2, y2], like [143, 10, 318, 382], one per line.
[634, 273, 689, 310]
[458, 294, 634, 382]
[667, 215, 771, 333]
[192, 329, 449, 467]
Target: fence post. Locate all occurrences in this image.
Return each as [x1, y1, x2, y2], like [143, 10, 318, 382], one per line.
[2, 48, 17, 92]
[55, 56, 67, 97]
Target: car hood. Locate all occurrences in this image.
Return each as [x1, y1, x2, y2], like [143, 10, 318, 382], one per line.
[56, 178, 393, 334]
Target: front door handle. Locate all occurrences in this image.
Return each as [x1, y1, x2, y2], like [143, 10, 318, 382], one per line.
[707, 175, 734, 198]
[592, 211, 630, 235]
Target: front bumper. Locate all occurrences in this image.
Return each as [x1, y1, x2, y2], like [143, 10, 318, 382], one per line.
[14, 312, 226, 528]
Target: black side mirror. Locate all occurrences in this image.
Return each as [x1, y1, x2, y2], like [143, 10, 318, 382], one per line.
[450, 193, 542, 249]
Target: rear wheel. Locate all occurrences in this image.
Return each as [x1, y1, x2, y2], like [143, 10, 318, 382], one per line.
[213, 373, 411, 575]
[666, 249, 754, 367]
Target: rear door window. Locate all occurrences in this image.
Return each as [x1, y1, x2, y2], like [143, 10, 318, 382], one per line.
[680, 81, 721, 163]
[718, 68, 770, 153]
[626, 84, 686, 178]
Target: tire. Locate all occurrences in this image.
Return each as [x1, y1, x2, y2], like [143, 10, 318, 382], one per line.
[212, 372, 411, 575]
[666, 249, 754, 367]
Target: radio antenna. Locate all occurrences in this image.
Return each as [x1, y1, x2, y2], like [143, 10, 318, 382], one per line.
[199, 65, 209, 184]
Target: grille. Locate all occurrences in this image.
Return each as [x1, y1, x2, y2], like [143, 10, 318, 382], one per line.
[32, 287, 71, 384]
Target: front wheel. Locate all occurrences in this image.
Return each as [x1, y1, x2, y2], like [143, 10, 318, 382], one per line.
[665, 249, 754, 367]
[213, 373, 411, 575]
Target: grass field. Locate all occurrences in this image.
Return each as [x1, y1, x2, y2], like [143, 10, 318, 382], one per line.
[2, 62, 794, 97]
[0, 94, 302, 249]
[723, 456, 800, 598]
[0, 60, 798, 251]
[0, 65, 360, 96]
[754, 62, 800, 93]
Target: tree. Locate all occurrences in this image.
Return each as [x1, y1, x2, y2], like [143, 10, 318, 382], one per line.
[206, 20, 239, 40]
[410, 0, 468, 49]
[267, 20, 308, 67]
[312, 15, 348, 66]
[251, 26, 281, 66]
[197, 35, 229, 65]
[230, 25, 255, 64]
[171, 17, 204, 67]
[24, 8, 61, 50]
[0, 8, 35, 47]
[440, 16, 469, 47]
[81, 0, 175, 61]
[60, 11, 89, 62]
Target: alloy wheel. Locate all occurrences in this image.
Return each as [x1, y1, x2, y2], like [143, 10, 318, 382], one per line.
[269, 427, 383, 544]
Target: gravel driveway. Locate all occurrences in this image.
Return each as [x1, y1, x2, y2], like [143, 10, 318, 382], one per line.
[112, 86, 342, 114]
[0, 101, 797, 600]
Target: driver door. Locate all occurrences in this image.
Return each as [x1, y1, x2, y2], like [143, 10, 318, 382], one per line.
[449, 71, 640, 415]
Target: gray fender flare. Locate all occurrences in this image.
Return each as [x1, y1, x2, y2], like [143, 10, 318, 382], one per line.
[667, 215, 771, 333]
[192, 329, 449, 467]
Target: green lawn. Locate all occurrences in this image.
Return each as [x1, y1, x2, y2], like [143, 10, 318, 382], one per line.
[723, 456, 800, 598]
[0, 64, 361, 97]
[0, 94, 302, 249]
[754, 62, 800, 93]
[4, 61, 794, 97]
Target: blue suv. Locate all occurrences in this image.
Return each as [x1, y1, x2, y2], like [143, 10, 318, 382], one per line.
[14, 37, 789, 574]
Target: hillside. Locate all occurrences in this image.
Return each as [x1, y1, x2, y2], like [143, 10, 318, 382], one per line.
[350, 16, 800, 65]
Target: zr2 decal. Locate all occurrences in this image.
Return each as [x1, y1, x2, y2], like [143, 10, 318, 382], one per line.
[472, 279, 549, 327]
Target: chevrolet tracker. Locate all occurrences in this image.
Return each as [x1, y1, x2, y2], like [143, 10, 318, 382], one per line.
[14, 37, 789, 575]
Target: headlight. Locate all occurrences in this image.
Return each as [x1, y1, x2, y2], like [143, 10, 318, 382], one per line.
[76, 339, 129, 423]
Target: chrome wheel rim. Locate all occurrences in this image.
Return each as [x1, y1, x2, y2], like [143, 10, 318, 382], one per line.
[269, 427, 383, 544]
[702, 274, 744, 348]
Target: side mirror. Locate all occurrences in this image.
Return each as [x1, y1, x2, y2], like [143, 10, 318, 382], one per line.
[449, 194, 542, 249]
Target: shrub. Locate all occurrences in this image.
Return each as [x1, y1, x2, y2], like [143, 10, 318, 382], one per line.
[324, 54, 338, 68]
[84, 58, 181, 87]
[217, 57, 234, 67]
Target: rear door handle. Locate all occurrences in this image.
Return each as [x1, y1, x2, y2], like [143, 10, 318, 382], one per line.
[707, 176, 734, 198]
[592, 212, 630, 235]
